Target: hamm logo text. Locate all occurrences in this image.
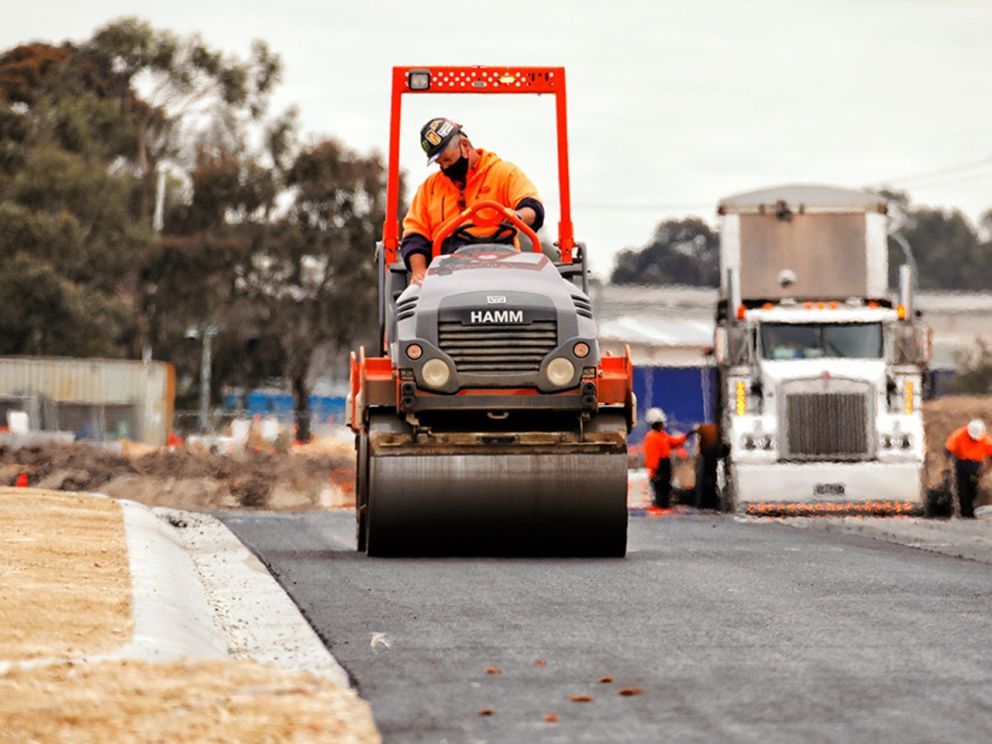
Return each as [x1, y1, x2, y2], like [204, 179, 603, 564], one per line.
[470, 310, 524, 324]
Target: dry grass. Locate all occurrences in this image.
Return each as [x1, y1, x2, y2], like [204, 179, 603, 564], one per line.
[0, 658, 380, 744]
[0, 488, 131, 660]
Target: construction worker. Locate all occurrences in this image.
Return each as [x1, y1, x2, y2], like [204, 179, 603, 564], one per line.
[643, 408, 695, 509]
[944, 418, 992, 517]
[400, 118, 545, 284]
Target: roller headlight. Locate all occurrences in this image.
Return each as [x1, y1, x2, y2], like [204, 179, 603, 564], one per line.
[421, 358, 451, 388]
[546, 357, 576, 386]
[407, 69, 431, 90]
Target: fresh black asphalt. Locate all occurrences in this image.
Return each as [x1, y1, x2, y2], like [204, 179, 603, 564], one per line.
[218, 511, 992, 743]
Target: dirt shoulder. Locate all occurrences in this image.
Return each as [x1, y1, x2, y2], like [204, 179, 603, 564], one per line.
[0, 488, 380, 742]
[0, 658, 379, 744]
[0, 489, 131, 660]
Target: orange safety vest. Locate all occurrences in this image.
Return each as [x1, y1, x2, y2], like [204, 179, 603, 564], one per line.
[945, 426, 992, 462]
[643, 429, 688, 477]
[402, 149, 540, 245]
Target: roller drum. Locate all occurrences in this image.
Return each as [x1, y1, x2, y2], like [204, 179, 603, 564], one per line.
[366, 450, 628, 557]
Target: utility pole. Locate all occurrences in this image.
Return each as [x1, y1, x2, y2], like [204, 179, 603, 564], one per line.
[187, 324, 220, 433]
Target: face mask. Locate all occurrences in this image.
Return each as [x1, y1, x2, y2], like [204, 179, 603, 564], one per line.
[441, 155, 469, 184]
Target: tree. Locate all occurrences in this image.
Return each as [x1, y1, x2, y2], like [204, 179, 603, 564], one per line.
[0, 20, 289, 394]
[951, 340, 992, 395]
[235, 139, 387, 441]
[611, 217, 719, 286]
[898, 207, 989, 290]
[81, 18, 281, 221]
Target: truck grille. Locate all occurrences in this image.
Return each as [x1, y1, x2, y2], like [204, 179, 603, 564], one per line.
[437, 320, 558, 373]
[784, 392, 871, 460]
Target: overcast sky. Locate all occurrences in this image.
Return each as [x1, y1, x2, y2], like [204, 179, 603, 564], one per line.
[6, 0, 992, 277]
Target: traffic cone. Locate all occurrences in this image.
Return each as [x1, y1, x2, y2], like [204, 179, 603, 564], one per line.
[15, 472, 29, 488]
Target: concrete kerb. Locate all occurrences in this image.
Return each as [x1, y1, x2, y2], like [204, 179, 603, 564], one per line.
[1, 494, 348, 689]
[116, 499, 230, 660]
[153, 507, 349, 687]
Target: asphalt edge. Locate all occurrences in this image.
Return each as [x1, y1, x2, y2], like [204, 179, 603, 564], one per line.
[153, 507, 350, 688]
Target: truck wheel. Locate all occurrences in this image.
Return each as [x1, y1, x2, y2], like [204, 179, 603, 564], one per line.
[694, 424, 721, 510]
[695, 456, 718, 510]
[718, 459, 735, 513]
[924, 487, 951, 518]
[355, 430, 369, 551]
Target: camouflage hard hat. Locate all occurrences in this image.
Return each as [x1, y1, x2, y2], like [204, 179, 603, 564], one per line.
[420, 117, 462, 164]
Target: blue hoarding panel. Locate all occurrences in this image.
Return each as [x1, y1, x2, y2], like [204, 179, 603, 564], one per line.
[632, 366, 718, 441]
[223, 393, 347, 423]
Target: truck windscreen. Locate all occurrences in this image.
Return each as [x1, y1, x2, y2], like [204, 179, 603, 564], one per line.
[760, 323, 883, 360]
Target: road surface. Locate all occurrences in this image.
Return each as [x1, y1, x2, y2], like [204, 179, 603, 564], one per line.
[219, 511, 992, 743]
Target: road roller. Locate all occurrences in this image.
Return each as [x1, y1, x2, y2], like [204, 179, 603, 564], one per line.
[347, 66, 634, 556]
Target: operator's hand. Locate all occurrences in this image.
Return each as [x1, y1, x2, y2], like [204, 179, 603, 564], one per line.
[408, 254, 428, 286]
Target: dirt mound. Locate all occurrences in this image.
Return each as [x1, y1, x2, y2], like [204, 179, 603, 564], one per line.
[0, 442, 356, 510]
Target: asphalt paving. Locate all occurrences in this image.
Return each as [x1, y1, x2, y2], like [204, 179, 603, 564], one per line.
[218, 511, 992, 744]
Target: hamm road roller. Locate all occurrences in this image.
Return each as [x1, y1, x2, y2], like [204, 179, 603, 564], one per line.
[348, 66, 634, 556]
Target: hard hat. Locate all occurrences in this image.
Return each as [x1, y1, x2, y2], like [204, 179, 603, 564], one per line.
[967, 419, 986, 440]
[420, 117, 463, 164]
[645, 407, 667, 425]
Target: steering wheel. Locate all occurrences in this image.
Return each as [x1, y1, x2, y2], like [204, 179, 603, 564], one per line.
[450, 221, 518, 247]
[431, 200, 541, 258]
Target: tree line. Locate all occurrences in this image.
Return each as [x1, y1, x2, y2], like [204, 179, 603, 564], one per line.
[0, 18, 397, 440]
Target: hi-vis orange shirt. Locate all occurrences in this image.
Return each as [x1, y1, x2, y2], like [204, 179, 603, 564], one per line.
[402, 149, 540, 246]
[945, 426, 992, 462]
[643, 430, 688, 477]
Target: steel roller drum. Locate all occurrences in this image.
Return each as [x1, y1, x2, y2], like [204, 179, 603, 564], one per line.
[365, 449, 628, 557]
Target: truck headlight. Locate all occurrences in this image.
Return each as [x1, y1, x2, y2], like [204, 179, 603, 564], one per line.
[546, 357, 575, 386]
[421, 358, 451, 388]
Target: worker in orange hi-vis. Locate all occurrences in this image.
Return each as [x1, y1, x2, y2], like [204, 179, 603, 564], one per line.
[945, 418, 992, 518]
[643, 408, 697, 509]
[400, 118, 544, 285]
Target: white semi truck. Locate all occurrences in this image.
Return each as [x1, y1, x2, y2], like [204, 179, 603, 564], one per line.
[700, 185, 934, 516]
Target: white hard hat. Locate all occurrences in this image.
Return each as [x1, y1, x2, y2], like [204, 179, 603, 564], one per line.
[967, 419, 986, 440]
[645, 407, 667, 425]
